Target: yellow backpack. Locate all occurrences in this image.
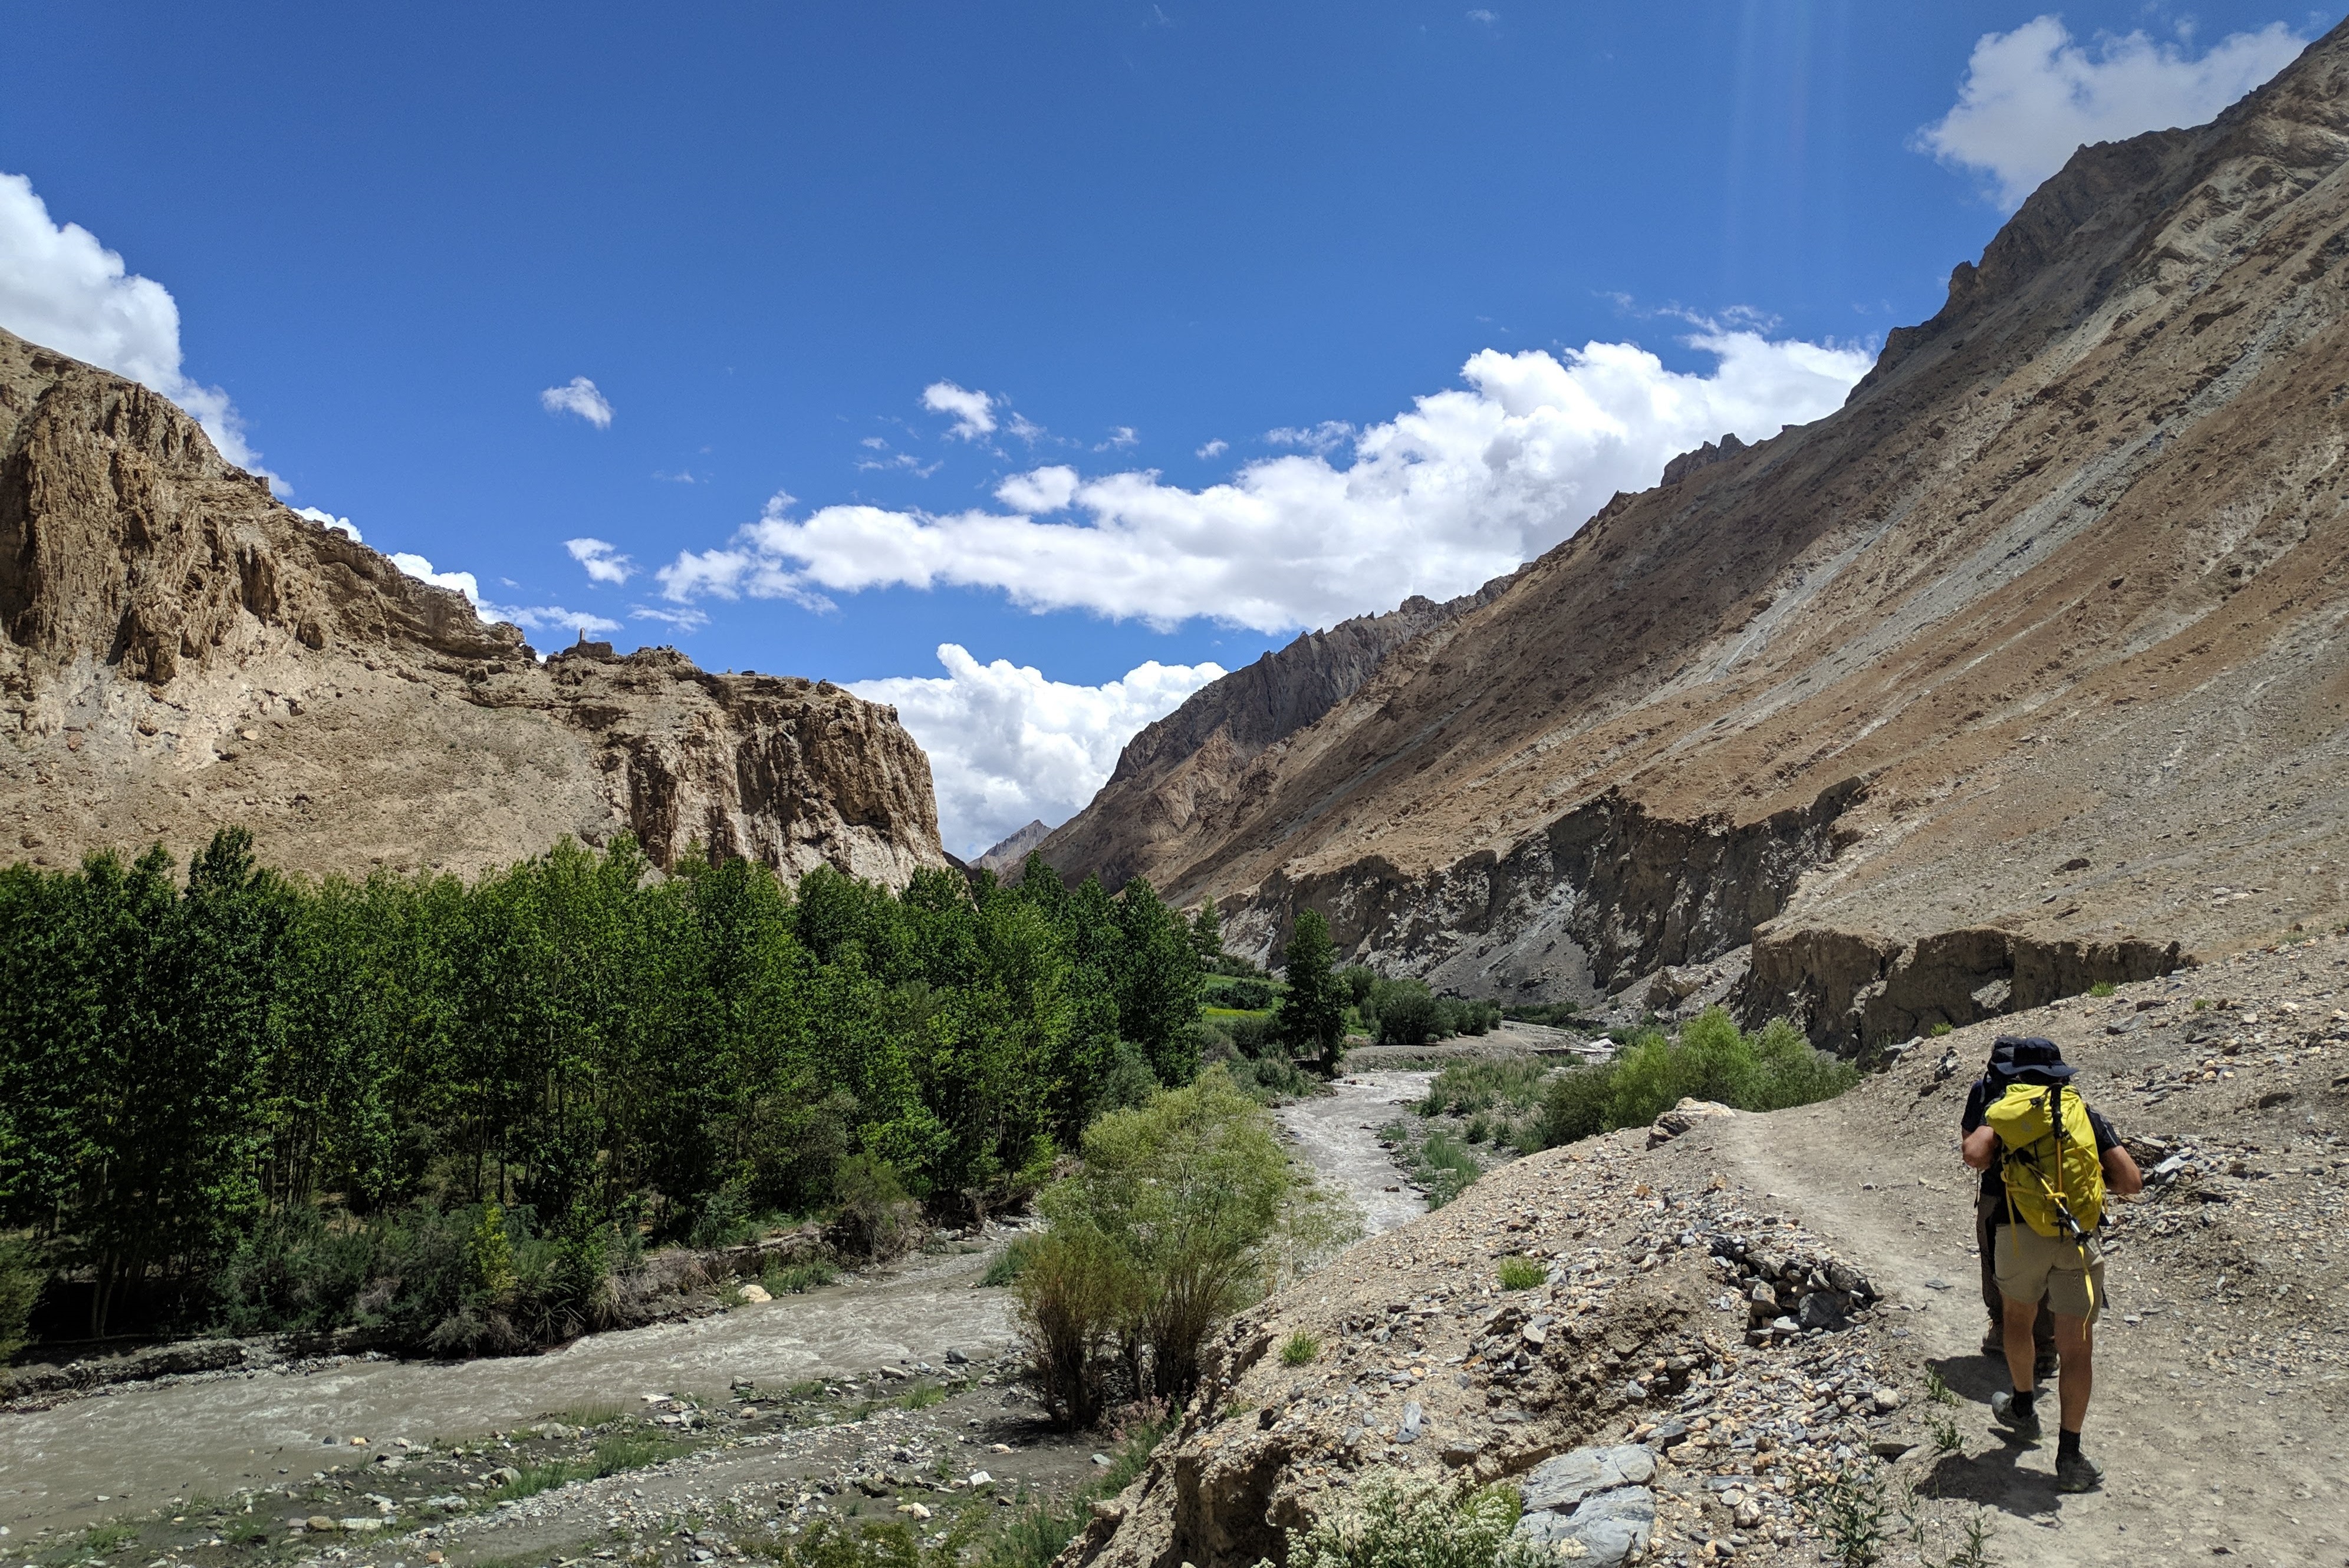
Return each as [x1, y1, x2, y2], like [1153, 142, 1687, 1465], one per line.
[1983, 1081, 2105, 1241]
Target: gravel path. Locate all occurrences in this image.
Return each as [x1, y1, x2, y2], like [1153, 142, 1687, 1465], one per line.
[1276, 1071, 1434, 1235]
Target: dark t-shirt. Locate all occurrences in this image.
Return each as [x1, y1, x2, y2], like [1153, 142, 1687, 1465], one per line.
[1960, 1075, 2119, 1207]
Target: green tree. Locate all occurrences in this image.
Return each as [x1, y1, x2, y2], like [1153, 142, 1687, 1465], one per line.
[1274, 909, 1347, 1074]
[1115, 878, 1203, 1086]
[1190, 898, 1224, 966]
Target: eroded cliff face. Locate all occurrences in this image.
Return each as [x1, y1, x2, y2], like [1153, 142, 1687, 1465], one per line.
[1038, 583, 1509, 892]
[0, 328, 948, 885]
[1045, 22, 2349, 1047]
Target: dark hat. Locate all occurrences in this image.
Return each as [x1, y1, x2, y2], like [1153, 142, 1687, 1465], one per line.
[1988, 1035, 2076, 1081]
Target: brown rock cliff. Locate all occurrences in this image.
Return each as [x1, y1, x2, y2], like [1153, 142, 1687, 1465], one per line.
[0, 327, 948, 885]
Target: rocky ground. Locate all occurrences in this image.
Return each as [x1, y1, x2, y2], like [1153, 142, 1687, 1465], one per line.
[1070, 934, 2349, 1568]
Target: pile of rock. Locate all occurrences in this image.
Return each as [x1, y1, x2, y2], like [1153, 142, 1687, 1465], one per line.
[1512, 1444, 1656, 1567]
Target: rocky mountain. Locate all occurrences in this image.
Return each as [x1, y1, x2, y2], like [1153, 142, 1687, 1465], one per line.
[1044, 21, 2349, 1049]
[973, 819, 1052, 875]
[0, 327, 949, 886]
[1037, 579, 1512, 892]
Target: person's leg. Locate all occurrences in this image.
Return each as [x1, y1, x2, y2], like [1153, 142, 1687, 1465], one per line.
[2053, 1312, 2093, 1433]
[2001, 1292, 2042, 1393]
[1976, 1198, 2010, 1352]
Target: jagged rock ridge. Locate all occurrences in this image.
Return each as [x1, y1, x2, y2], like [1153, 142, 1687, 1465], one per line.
[0, 327, 949, 885]
[1045, 22, 2349, 1046]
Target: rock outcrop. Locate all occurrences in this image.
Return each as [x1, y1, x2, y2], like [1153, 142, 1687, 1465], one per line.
[1036, 582, 1510, 892]
[0, 327, 948, 885]
[1043, 22, 2349, 1046]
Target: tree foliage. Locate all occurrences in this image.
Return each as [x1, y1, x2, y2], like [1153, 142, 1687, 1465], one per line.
[1273, 910, 1347, 1074]
[0, 830, 1204, 1340]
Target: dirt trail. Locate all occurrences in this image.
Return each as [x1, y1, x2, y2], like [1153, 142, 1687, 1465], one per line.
[1276, 1071, 1432, 1235]
[1680, 970, 2348, 1566]
[0, 1250, 1016, 1536]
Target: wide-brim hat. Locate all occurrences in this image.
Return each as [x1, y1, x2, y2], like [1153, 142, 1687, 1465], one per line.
[1989, 1034, 2077, 1081]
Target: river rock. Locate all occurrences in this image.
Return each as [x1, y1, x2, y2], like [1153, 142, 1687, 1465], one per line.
[1519, 1444, 1656, 1514]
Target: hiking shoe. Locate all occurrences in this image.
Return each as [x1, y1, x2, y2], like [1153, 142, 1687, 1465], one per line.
[2055, 1451, 2105, 1493]
[1990, 1391, 2041, 1440]
[2034, 1353, 2060, 1383]
[1980, 1330, 2005, 1358]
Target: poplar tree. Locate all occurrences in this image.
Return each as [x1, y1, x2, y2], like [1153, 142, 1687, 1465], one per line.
[1274, 908, 1347, 1075]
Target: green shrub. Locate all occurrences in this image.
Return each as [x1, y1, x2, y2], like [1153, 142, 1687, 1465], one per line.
[1218, 978, 1277, 1010]
[1226, 1014, 1274, 1058]
[762, 1259, 841, 1294]
[831, 1155, 917, 1260]
[1420, 1059, 1553, 1119]
[1412, 1132, 1479, 1209]
[0, 1239, 42, 1361]
[981, 1234, 1040, 1289]
[1531, 1008, 1857, 1149]
[1015, 1070, 1354, 1424]
[1494, 1256, 1545, 1291]
[1370, 979, 1445, 1045]
[1281, 1331, 1320, 1366]
[2088, 980, 2117, 998]
[1279, 1470, 1547, 1568]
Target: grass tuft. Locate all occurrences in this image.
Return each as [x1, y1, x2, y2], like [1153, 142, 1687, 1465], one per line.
[1495, 1256, 1546, 1291]
[1279, 1332, 1320, 1366]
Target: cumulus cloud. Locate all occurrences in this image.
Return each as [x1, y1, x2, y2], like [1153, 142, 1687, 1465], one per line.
[541, 375, 614, 427]
[850, 644, 1225, 857]
[565, 536, 635, 585]
[1918, 16, 2308, 208]
[1196, 439, 1228, 459]
[653, 328, 1871, 634]
[994, 465, 1081, 515]
[922, 380, 996, 440]
[0, 170, 268, 476]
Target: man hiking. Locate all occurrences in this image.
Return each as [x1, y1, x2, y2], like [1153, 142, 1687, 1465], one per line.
[1960, 1042, 2057, 1380]
[1961, 1035, 2142, 1493]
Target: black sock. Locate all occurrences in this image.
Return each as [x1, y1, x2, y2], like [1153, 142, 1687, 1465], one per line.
[2058, 1428, 2082, 1460]
[2009, 1387, 2036, 1418]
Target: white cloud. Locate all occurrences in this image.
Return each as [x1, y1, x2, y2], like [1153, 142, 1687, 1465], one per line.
[1917, 16, 2308, 209]
[0, 169, 269, 477]
[541, 375, 614, 428]
[653, 328, 1872, 634]
[1098, 425, 1139, 450]
[1265, 420, 1354, 455]
[565, 536, 635, 585]
[1196, 439, 1228, 459]
[630, 605, 709, 632]
[297, 506, 361, 542]
[994, 465, 1081, 515]
[391, 551, 485, 605]
[921, 380, 996, 440]
[850, 644, 1225, 858]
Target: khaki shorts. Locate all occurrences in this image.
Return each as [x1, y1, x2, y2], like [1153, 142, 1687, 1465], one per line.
[1994, 1224, 2105, 1324]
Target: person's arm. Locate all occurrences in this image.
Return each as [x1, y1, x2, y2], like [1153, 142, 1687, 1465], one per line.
[1962, 1124, 2000, 1170]
[2102, 1142, 2144, 1195]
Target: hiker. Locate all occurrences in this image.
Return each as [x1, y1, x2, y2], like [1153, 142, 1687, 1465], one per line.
[1961, 1035, 2143, 1493]
[1960, 1042, 2057, 1380]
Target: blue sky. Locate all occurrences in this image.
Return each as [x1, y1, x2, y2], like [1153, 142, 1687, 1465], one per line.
[0, 2, 2329, 854]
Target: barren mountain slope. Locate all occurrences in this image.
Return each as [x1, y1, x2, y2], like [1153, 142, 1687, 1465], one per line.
[1050, 22, 2349, 1042]
[1038, 582, 1510, 892]
[0, 328, 948, 884]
